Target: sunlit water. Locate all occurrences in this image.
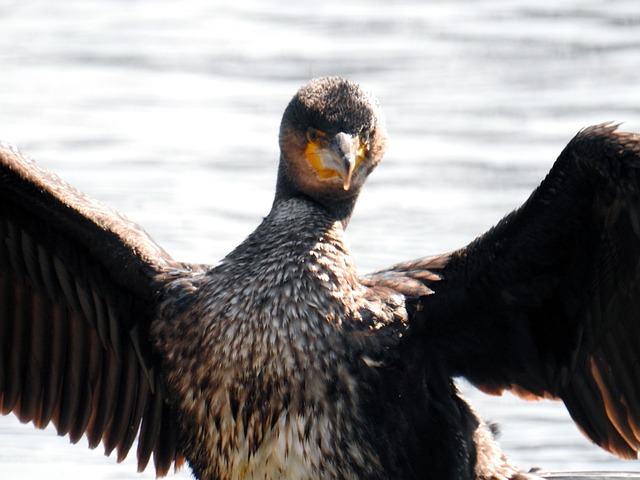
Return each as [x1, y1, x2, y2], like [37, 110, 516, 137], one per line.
[2, 1, 640, 478]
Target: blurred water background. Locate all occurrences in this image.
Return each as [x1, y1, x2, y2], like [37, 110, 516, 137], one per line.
[1, 0, 640, 478]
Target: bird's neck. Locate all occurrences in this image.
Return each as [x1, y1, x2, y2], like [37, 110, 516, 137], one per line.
[272, 162, 359, 228]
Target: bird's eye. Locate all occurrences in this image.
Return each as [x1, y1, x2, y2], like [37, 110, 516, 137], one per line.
[307, 127, 327, 143]
[360, 130, 371, 147]
[307, 127, 324, 143]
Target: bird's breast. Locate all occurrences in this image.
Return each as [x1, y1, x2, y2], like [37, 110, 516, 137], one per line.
[150, 234, 380, 479]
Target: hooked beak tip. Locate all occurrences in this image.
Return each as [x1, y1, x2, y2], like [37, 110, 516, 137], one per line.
[342, 159, 355, 190]
[328, 132, 359, 191]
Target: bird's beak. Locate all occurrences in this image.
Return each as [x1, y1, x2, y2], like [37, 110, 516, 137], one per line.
[304, 130, 367, 190]
[329, 133, 358, 191]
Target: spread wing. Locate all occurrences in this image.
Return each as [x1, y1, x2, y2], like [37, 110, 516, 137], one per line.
[378, 124, 640, 459]
[0, 142, 202, 475]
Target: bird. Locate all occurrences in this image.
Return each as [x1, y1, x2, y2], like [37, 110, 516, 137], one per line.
[1, 76, 640, 480]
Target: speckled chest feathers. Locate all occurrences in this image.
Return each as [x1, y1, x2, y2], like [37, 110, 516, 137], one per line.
[151, 198, 408, 480]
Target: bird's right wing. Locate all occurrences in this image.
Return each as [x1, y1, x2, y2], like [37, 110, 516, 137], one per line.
[0, 141, 204, 475]
[371, 124, 640, 459]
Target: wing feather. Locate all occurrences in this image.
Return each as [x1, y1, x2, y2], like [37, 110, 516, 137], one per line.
[0, 141, 199, 474]
[389, 124, 640, 458]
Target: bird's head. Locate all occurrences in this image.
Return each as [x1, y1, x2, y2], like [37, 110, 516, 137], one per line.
[275, 77, 387, 219]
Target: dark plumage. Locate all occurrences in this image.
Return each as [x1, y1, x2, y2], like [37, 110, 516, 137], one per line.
[1, 76, 640, 479]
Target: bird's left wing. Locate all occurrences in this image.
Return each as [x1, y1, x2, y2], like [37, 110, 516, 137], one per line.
[0, 141, 203, 475]
[370, 124, 640, 459]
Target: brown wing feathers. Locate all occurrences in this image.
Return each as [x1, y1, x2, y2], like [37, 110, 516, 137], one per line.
[496, 126, 640, 458]
[400, 125, 640, 459]
[0, 143, 184, 475]
[513, 126, 640, 456]
[566, 128, 640, 457]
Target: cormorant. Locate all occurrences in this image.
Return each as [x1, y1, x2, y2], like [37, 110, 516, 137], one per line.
[1, 77, 640, 480]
